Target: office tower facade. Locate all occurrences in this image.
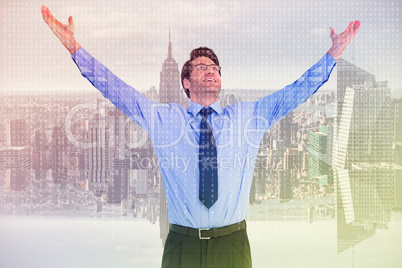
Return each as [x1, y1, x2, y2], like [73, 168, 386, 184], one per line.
[334, 84, 393, 169]
[277, 112, 293, 148]
[276, 169, 292, 203]
[108, 166, 129, 204]
[85, 113, 111, 195]
[105, 105, 132, 203]
[32, 129, 49, 170]
[284, 148, 301, 171]
[336, 59, 376, 129]
[0, 146, 31, 191]
[392, 98, 402, 209]
[393, 98, 402, 166]
[51, 125, 68, 183]
[6, 119, 27, 146]
[251, 150, 270, 203]
[393, 98, 402, 144]
[106, 105, 131, 160]
[159, 180, 169, 246]
[309, 124, 333, 186]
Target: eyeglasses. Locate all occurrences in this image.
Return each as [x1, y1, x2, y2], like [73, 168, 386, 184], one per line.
[192, 64, 221, 72]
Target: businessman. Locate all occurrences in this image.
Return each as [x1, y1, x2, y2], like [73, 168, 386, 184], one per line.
[41, 5, 360, 268]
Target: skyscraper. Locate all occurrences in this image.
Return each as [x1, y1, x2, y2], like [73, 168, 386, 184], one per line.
[276, 169, 292, 203]
[158, 31, 184, 244]
[308, 124, 333, 187]
[6, 119, 27, 146]
[334, 84, 393, 168]
[85, 109, 111, 195]
[336, 59, 375, 130]
[333, 59, 397, 251]
[107, 105, 131, 204]
[277, 112, 293, 148]
[0, 146, 31, 191]
[51, 125, 68, 184]
[393, 98, 402, 166]
[159, 30, 187, 108]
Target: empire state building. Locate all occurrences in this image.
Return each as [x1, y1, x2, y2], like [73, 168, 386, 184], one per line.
[159, 31, 187, 107]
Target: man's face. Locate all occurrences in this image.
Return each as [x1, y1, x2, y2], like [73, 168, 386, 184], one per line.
[184, 56, 221, 98]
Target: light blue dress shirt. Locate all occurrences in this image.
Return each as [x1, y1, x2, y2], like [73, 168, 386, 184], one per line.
[72, 48, 336, 228]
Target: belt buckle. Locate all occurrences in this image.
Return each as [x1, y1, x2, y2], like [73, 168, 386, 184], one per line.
[198, 228, 210, 240]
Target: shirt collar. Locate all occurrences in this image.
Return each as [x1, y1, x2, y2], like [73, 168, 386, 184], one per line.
[187, 100, 223, 116]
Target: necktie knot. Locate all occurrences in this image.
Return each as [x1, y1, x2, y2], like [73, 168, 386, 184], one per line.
[199, 107, 214, 118]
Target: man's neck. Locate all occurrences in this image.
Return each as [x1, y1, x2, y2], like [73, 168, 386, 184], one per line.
[190, 95, 219, 107]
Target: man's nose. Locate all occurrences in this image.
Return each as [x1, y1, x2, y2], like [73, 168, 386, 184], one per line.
[205, 66, 215, 74]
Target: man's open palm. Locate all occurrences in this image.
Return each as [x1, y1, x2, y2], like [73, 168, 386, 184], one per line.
[327, 20, 360, 60]
[41, 5, 80, 55]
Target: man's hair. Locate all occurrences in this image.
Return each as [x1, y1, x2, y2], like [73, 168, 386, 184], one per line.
[181, 47, 221, 99]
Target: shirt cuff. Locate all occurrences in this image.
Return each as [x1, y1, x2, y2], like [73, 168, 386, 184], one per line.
[71, 47, 80, 60]
[71, 47, 91, 63]
[326, 52, 337, 63]
[323, 53, 337, 74]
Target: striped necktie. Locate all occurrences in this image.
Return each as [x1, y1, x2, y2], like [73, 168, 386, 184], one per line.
[199, 107, 218, 209]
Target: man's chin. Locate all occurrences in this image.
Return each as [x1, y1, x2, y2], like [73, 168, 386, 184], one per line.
[203, 86, 221, 93]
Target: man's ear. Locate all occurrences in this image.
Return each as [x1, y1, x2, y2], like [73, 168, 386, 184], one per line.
[183, 78, 190, 90]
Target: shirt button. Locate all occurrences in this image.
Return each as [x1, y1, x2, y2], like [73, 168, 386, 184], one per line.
[211, 211, 214, 215]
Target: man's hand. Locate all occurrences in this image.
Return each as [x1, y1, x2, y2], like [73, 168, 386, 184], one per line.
[327, 20, 361, 61]
[41, 5, 81, 55]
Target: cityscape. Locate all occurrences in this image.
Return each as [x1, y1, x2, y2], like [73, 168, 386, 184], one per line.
[1, 0, 400, 266]
[1, 32, 401, 262]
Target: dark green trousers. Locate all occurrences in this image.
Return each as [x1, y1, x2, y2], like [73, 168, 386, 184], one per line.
[161, 227, 252, 268]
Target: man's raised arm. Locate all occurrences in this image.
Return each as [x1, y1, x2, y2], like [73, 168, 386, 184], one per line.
[249, 21, 361, 139]
[40, 5, 171, 135]
[41, 5, 81, 55]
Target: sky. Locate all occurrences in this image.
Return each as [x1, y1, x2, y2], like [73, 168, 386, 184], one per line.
[0, 0, 401, 96]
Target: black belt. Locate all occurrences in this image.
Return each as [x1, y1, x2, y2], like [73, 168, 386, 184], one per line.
[169, 220, 246, 240]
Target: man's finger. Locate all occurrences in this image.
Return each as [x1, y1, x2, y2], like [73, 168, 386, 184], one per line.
[43, 6, 62, 29]
[42, 7, 56, 25]
[341, 22, 353, 35]
[68, 16, 74, 32]
[41, 5, 48, 16]
[41, 6, 52, 24]
[345, 21, 353, 33]
[352, 20, 361, 33]
[41, 5, 47, 20]
[69, 16, 73, 27]
[329, 27, 336, 38]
